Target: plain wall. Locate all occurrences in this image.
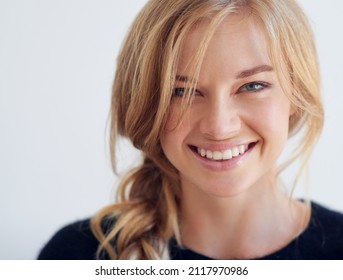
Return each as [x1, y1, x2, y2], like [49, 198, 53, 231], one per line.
[0, 0, 342, 259]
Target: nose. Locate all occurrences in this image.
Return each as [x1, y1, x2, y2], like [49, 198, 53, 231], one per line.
[199, 99, 241, 140]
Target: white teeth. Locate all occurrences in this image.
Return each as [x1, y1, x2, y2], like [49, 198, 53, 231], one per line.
[196, 144, 250, 161]
[200, 148, 206, 157]
[213, 151, 223, 160]
[222, 149, 232, 160]
[232, 147, 239, 157]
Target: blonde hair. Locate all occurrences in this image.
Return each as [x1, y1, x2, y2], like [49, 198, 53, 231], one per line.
[91, 0, 324, 259]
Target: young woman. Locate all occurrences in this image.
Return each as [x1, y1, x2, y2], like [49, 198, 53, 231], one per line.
[38, 0, 343, 260]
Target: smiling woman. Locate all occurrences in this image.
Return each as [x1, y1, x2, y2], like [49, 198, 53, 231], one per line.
[162, 15, 293, 202]
[38, 0, 343, 260]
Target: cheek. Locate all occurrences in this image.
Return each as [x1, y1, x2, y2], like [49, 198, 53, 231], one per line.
[163, 102, 196, 138]
[160, 124, 185, 173]
[164, 110, 178, 133]
[161, 104, 200, 171]
[163, 102, 184, 132]
[253, 98, 292, 159]
[271, 98, 291, 133]
[240, 96, 292, 166]
[248, 96, 291, 132]
[161, 105, 187, 154]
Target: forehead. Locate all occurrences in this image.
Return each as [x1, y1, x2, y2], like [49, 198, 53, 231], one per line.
[177, 13, 272, 77]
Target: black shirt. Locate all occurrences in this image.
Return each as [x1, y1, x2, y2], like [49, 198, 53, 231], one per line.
[38, 202, 343, 260]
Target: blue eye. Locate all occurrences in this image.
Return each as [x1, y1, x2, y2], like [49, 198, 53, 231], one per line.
[172, 88, 186, 97]
[238, 82, 269, 93]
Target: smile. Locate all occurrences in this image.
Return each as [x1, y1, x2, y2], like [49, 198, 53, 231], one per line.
[192, 143, 256, 161]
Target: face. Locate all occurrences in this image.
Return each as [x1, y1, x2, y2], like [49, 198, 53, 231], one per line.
[160, 14, 293, 199]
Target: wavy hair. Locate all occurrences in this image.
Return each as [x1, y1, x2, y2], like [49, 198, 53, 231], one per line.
[91, 0, 324, 259]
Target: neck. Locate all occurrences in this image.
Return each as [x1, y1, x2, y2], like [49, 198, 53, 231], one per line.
[179, 176, 308, 259]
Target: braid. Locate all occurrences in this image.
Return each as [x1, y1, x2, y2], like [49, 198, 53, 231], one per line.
[91, 155, 180, 259]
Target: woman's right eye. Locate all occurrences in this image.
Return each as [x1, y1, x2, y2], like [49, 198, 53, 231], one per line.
[172, 88, 200, 97]
[172, 87, 186, 97]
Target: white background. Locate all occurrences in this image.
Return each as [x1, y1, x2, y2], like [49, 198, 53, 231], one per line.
[0, 0, 342, 259]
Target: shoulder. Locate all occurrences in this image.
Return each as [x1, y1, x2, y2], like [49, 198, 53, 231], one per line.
[310, 201, 343, 237]
[38, 219, 101, 260]
[299, 201, 343, 259]
[311, 201, 343, 224]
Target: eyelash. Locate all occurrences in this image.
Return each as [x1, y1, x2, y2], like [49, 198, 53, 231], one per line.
[172, 88, 200, 97]
[237, 81, 271, 93]
[172, 81, 270, 97]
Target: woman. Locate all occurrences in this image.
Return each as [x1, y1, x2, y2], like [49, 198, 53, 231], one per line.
[38, 0, 343, 260]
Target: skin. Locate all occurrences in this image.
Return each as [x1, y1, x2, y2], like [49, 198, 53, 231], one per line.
[160, 13, 309, 259]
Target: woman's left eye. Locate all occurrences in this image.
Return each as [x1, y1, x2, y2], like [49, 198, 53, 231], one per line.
[238, 82, 269, 93]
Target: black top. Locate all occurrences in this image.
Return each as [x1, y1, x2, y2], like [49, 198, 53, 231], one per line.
[38, 202, 343, 260]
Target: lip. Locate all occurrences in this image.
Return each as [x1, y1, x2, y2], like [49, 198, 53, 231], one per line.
[188, 142, 257, 171]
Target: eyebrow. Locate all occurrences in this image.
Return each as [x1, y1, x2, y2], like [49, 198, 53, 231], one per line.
[175, 75, 193, 82]
[236, 65, 274, 79]
[175, 65, 274, 83]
